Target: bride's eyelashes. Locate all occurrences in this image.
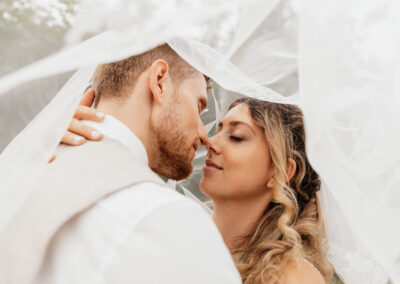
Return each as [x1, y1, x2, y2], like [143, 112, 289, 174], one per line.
[213, 126, 245, 142]
[229, 136, 243, 142]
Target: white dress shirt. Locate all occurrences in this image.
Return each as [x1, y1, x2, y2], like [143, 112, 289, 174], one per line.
[35, 115, 241, 284]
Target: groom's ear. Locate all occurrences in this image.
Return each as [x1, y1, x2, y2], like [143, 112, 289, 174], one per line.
[149, 59, 170, 105]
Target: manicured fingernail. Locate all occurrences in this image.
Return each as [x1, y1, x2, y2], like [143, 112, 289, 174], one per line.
[74, 136, 84, 143]
[91, 130, 101, 139]
[96, 112, 104, 118]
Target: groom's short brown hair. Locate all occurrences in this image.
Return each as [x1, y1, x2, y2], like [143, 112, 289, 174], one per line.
[92, 43, 208, 107]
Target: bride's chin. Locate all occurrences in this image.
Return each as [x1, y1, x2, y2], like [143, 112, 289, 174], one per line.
[199, 179, 210, 194]
[199, 178, 216, 197]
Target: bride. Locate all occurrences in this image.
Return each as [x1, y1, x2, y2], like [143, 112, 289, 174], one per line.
[65, 91, 334, 283]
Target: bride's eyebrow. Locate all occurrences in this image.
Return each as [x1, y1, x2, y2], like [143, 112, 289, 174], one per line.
[217, 120, 255, 134]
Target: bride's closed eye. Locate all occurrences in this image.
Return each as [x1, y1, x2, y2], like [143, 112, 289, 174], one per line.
[229, 136, 243, 142]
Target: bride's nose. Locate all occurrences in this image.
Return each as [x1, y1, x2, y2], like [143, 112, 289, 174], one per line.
[205, 135, 221, 155]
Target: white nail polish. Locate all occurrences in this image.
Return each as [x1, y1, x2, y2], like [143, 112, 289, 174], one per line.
[91, 130, 100, 139]
[96, 112, 104, 118]
[73, 136, 83, 143]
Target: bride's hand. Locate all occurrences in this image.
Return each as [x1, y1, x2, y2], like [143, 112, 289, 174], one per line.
[61, 88, 105, 146]
[49, 89, 104, 162]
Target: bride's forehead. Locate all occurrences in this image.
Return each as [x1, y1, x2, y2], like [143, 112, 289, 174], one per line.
[223, 103, 251, 122]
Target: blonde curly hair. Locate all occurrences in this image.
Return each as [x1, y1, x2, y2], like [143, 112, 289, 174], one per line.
[229, 98, 333, 283]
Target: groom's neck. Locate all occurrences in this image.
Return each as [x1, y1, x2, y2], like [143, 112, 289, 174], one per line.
[96, 93, 153, 159]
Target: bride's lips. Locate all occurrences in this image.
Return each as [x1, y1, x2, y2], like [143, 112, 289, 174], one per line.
[203, 159, 223, 172]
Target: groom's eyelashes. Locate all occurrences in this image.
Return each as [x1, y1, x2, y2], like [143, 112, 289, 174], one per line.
[199, 98, 207, 113]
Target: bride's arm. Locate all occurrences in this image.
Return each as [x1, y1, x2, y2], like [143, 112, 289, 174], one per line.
[62, 88, 104, 145]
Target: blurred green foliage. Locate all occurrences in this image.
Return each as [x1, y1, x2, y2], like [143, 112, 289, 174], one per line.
[0, 0, 77, 75]
[0, 0, 77, 149]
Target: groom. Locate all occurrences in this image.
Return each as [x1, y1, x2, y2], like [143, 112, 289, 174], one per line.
[2, 44, 241, 284]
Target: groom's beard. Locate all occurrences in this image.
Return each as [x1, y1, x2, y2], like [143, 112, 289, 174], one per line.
[151, 108, 194, 180]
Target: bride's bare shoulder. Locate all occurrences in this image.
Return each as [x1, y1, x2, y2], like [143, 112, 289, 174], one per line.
[282, 260, 325, 284]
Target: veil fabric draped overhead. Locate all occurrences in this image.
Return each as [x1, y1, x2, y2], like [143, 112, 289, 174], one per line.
[0, 1, 399, 283]
[299, 1, 400, 283]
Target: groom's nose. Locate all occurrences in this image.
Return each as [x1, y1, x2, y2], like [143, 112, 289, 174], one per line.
[198, 122, 208, 146]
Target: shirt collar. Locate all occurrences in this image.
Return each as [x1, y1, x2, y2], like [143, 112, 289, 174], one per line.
[82, 115, 148, 166]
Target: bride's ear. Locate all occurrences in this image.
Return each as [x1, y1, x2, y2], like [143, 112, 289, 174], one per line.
[266, 167, 277, 189]
[149, 59, 169, 105]
[266, 178, 274, 189]
[286, 158, 297, 182]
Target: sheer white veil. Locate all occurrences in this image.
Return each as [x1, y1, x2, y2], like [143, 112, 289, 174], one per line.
[1, 0, 400, 283]
[299, 1, 400, 283]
